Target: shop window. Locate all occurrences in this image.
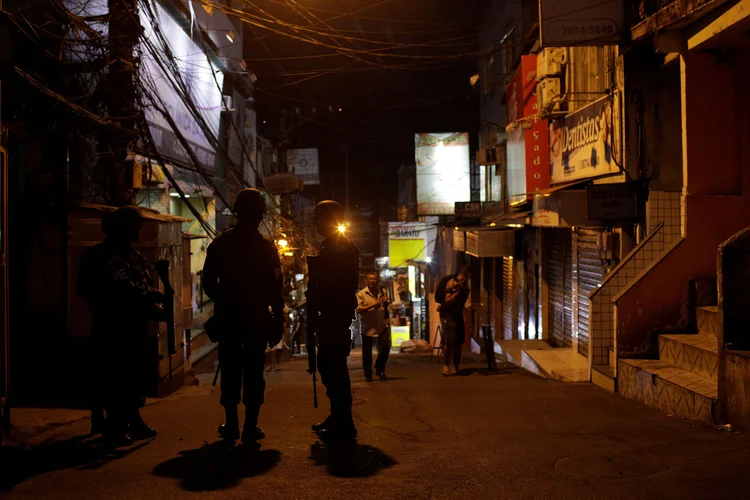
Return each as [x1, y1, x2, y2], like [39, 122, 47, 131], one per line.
[568, 46, 615, 112]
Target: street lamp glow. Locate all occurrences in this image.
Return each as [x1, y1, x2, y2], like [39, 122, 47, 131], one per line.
[337, 224, 347, 234]
[277, 239, 289, 248]
[425, 256, 432, 263]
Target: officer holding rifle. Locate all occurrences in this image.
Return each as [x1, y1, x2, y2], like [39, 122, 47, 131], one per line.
[307, 200, 360, 442]
[77, 206, 164, 448]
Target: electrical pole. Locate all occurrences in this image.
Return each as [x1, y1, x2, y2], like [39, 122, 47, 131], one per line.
[100, 0, 139, 206]
[343, 145, 349, 216]
[278, 108, 291, 219]
[0, 0, 11, 444]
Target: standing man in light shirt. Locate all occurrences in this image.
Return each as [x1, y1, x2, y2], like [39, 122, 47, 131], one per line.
[357, 272, 391, 382]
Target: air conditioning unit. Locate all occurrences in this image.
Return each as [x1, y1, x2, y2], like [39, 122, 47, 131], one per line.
[537, 47, 566, 80]
[537, 78, 562, 115]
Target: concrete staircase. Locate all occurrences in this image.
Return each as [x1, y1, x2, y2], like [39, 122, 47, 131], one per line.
[618, 306, 720, 424]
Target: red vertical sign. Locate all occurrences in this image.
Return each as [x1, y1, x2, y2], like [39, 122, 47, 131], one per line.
[505, 55, 550, 200]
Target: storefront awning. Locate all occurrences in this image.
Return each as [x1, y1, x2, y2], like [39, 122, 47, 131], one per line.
[484, 210, 532, 228]
[523, 179, 589, 197]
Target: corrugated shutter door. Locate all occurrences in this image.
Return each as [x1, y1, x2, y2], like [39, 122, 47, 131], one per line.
[548, 230, 573, 347]
[502, 257, 514, 340]
[576, 228, 605, 358]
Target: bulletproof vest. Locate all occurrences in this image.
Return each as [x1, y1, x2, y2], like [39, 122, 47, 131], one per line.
[308, 234, 359, 320]
[77, 242, 154, 327]
[209, 227, 281, 311]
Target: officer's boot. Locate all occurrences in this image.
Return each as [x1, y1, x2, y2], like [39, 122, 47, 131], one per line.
[312, 414, 334, 433]
[90, 407, 106, 436]
[241, 405, 265, 444]
[103, 409, 133, 448]
[218, 405, 240, 441]
[128, 408, 157, 440]
[317, 413, 357, 442]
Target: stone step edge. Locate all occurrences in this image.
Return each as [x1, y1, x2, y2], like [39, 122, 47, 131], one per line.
[659, 333, 719, 354]
[619, 359, 718, 400]
[190, 332, 218, 366]
[696, 305, 719, 313]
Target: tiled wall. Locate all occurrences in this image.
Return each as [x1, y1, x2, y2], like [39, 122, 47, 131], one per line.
[648, 191, 682, 244]
[589, 191, 682, 367]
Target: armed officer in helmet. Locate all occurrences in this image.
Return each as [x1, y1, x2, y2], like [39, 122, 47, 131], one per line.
[308, 200, 360, 441]
[202, 188, 284, 445]
[77, 206, 164, 447]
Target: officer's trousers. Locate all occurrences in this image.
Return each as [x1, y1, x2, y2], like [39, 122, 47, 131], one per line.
[90, 324, 147, 431]
[317, 337, 353, 426]
[219, 335, 267, 421]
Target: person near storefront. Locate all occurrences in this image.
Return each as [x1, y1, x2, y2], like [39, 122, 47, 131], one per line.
[356, 271, 391, 381]
[435, 268, 470, 376]
[77, 206, 164, 447]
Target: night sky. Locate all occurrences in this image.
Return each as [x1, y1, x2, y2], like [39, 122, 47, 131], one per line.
[245, 0, 482, 213]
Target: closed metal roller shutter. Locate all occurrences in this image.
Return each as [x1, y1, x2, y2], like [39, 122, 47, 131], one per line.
[548, 230, 573, 347]
[576, 228, 605, 358]
[502, 257, 514, 340]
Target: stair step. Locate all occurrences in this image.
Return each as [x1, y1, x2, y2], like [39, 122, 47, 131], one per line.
[696, 306, 720, 338]
[659, 334, 718, 380]
[190, 331, 217, 365]
[191, 330, 216, 353]
[618, 359, 718, 424]
[592, 365, 615, 393]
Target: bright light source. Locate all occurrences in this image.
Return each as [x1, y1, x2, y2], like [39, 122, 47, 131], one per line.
[169, 192, 190, 198]
[337, 224, 347, 234]
[338, 108, 343, 112]
[284, 251, 294, 257]
[507, 224, 523, 228]
[295, 273, 305, 281]
[277, 239, 289, 248]
[489, 222, 497, 227]
[425, 256, 432, 263]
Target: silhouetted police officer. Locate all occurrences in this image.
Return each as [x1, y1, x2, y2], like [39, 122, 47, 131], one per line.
[202, 188, 284, 445]
[77, 206, 164, 447]
[308, 200, 360, 441]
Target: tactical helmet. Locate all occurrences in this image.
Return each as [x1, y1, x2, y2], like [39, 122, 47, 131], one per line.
[313, 200, 345, 224]
[102, 205, 145, 236]
[233, 188, 266, 219]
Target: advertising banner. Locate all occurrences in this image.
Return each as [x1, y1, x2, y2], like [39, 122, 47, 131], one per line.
[388, 222, 437, 268]
[287, 148, 320, 185]
[550, 97, 618, 184]
[539, 0, 623, 47]
[141, 1, 224, 170]
[415, 133, 471, 215]
[506, 55, 550, 204]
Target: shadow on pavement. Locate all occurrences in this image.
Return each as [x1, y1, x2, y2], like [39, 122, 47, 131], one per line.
[152, 440, 282, 491]
[309, 441, 397, 478]
[0, 434, 152, 491]
[457, 367, 512, 376]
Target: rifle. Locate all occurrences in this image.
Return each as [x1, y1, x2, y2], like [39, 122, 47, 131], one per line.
[306, 255, 320, 409]
[154, 260, 176, 380]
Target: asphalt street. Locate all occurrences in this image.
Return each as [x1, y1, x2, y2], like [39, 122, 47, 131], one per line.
[3, 354, 750, 499]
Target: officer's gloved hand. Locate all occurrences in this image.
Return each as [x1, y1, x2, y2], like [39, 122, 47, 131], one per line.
[147, 289, 165, 303]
